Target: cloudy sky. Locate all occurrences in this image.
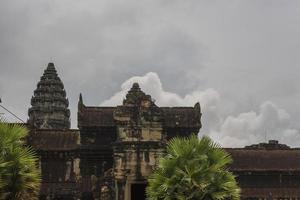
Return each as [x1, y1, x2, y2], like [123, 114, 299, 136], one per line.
[1, 0, 300, 147]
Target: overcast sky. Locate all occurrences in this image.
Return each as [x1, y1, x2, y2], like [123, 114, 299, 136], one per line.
[1, 0, 300, 147]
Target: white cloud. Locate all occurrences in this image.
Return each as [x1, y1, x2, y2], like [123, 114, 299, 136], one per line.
[210, 101, 300, 147]
[101, 72, 300, 147]
[101, 72, 220, 107]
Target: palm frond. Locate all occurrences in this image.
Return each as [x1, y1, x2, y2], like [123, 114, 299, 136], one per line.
[0, 122, 41, 199]
[147, 134, 241, 200]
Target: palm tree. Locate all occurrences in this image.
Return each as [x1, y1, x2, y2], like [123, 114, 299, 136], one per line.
[0, 122, 41, 200]
[146, 134, 240, 200]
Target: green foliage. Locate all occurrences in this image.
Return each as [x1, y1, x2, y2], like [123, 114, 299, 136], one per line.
[146, 134, 240, 200]
[0, 122, 41, 200]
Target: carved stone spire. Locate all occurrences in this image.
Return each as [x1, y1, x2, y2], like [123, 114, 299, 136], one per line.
[28, 63, 70, 129]
[123, 83, 152, 106]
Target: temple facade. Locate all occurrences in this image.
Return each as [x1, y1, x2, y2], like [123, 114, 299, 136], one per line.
[26, 63, 300, 200]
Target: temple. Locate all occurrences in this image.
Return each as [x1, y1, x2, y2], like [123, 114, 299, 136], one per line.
[28, 63, 70, 129]
[23, 63, 300, 199]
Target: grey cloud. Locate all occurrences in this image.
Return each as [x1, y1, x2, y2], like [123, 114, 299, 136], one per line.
[1, 0, 300, 146]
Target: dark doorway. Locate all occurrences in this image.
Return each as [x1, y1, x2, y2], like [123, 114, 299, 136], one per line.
[81, 192, 94, 200]
[131, 183, 147, 200]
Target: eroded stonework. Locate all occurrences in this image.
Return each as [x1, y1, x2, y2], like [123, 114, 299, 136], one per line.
[113, 83, 166, 200]
[75, 83, 201, 200]
[27, 63, 300, 200]
[27, 63, 201, 200]
[28, 63, 70, 129]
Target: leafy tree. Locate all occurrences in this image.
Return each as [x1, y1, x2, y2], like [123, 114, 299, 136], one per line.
[146, 134, 240, 200]
[0, 122, 41, 200]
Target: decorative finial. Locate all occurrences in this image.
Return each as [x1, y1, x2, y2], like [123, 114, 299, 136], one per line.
[132, 82, 140, 90]
[194, 102, 201, 112]
[79, 93, 83, 104]
[194, 102, 202, 128]
[78, 93, 85, 108]
[48, 62, 54, 67]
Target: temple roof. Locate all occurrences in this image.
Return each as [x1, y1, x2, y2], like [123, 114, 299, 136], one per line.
[244, 140, 290, 150]
[28, 129, 79, 151]
[78, 83, 201, 128]
[161, 107, 201, 128]
[78, 106, 116, 127]
[78, 106, 201, 128]
[241, 188, 300, 198]
[227, 148, 300, 171]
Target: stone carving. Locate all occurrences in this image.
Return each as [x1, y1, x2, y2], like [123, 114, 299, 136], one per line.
[28, 63, 70, 129]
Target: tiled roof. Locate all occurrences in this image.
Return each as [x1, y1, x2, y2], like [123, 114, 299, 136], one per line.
[78, 106, 116, 127]
[161, 107, 201, 128]
[28, 129, 79, 151]
[78, 106, 201, 128]
[241, 188, 300, 197]
[227, 148, 300, 171]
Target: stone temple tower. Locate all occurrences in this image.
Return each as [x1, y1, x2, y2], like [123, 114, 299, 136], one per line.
[28, 63, 70, 129]
[113, 83, 166, 200]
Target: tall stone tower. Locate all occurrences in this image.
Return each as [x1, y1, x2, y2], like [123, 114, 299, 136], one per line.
[113, 83, 166, 200]
[28, 63, 70, 129]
